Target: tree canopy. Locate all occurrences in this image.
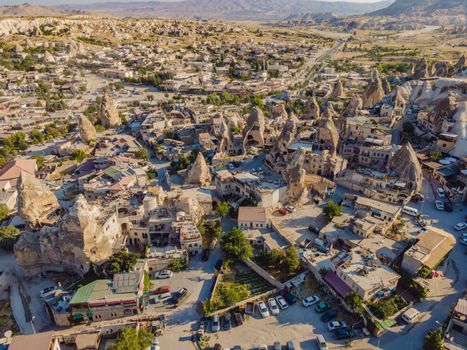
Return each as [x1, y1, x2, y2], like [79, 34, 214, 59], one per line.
[111, 328, 153, 350]
[0, 204, 10, 222]
[220, 227, 253, 262]
[0, 226, 21, 251]
[423, 327, 444, 350]
[323, 200, 343, 221]
[107, 252, 138, 276]
[215, 201, 230, 218]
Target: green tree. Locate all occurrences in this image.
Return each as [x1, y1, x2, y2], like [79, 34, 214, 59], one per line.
[0, 226, 21, 251]
[71, 149, 89, 162]
[428, 150, 442, 161]
[111, 328, 153, 350]
[32, 154, 45, 169]
[220, 227, 253, 262]
[215, 201, 230, 218]
[423, 327, 444, 350]
[169, 257, 187, 272]
[282, 247, 300, 273]
[345, 293, 363, 313]
[0, 204, 10, 221]
[30, 129, 45, 144]
[136, 148, 149, 161]
[107, 252, 138, 276]
[323, 200, 343, 222]
[143, 271, 151, 292]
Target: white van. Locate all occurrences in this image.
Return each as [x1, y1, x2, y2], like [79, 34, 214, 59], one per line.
[401, 308, 420, 324]
[316, 334, 327, 349]
[402, 206, 419, 217]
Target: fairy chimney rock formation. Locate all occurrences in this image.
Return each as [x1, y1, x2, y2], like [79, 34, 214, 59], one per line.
[332, 79, 345, 99]
[242, 107, 265, 152]
[185, 152, 212, 187]
[363, 69, 385, 108]
[390, 143, 423, 192]
[79, 115, 97, 144]
[17, 172, 59, 228]
[100, 93, 121, 128]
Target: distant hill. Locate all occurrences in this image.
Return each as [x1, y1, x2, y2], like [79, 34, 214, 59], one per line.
[58, 0, 394, 20]
[370, 0, 466, 17]
[0, 3, 71, 17]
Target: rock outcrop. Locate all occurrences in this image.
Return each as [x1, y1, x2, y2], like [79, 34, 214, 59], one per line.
[390, 143, 423, 192]
[14, 195, 121, 276]
[17, 172, 59, 228]
[343, 95, 363, 118]
[382, 77, 391, 94]
[218, 117, 234, 155]
[285, 148, 309, 205]
[304, 97, 320, 120]
[362, 69, 385, 108]
[317, 115, 340, 157]
[452, 54, 465, 75]
[242, 107, 265, 152]
[100, 93, 121, 128]
[413, 58, 430, 80]
[79, 115, 97, 144]
[332, 79, 345, 98]
[185, 152, 211, 187]
[434, 61, 449, 77]
[267, 115, 299, 167]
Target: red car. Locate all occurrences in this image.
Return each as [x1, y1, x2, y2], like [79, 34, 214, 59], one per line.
[153, 285, 170, 295]
[278, 208, 288, 216]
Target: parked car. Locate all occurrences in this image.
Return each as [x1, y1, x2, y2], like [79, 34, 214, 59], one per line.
[445, 201, 453, 212]
[283, 292, 297, 305]
[268, 298, 280, 315]
[334, 329, 352, 340]
[211, 314, 220, 332]
[401, 308, 420, 324]
[435, 200, 444, 211]
[308, 224, 321, 234]
[278, 208, 288, 216]
[302, 295, 320, 307]
[257, 301, 270, 318]
[327, 320, 347, 331]
[232, 346, 243, 350]
[258, 345, 268, 350]
[276, 295, 289, 309]
[437, 187, 445, 198]
[315, 302, 332, 313]
[201, 249, 210, 262]
[155, 270, 173, 279]
[222, 313, 232, 330]
[40, 286, 57, 299]
[321, 310, 338, 322]
[172, 288, 188, 303]
[273, 341, 281, 350]
[285, 205, 296, 213]
[460, 237, 467, 246]
[153, 286, 170, 295]
[454, 222, 467, 231]
[316, 334, 328, 350]
[151, 292, 172, 304]
[286, 341, 295, 350]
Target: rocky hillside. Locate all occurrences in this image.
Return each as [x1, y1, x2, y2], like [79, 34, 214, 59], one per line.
[58, 0, 393, 20]
[370, 0, 466, 17]
[0, 3, 70, 17]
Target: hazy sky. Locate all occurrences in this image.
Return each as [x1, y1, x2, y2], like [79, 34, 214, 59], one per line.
[4, 0, 386, 5]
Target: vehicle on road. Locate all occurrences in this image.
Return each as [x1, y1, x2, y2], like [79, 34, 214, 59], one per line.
[302, 295, 320, 307]
[327, 320, 347, 331]
[153, 286, 170, 295]
[258, 345, 268, 350]
[155, 270, 173, 279]
[278, 208, 288, 215]
[321, 310, 338, 322]
[283, 292, 297, 305]
[316, 334, 328, 349]
[286, 341, 295, 350]
[308, 224, 321, 234]
[211, 314, 220, 332]
[402, 206, 418, 217]
[315, 302, 332, 313]
[222, 313, 232, 330]
[334, 329, 352, 340]
[285, 205, 296, 213]
[454, 222, 467, 231]
[273, 341, 281, 350]
[172, 288, 188, 304]
[276, 295, 288, 309]
[268, 298, 280, 315]
[257, 301, 270, 318]
[401, 308, 420, 324]
[40, 286, 57, 298]
[460, 237, 467, 246]
[435, 200, 444, 211]
[232, 346, 243, 350]
[151, 292, 172, 304]
[437, 187, 445, 198]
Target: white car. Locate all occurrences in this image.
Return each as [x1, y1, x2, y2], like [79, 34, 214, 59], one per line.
[437, 187, 445, 198]
[40, 286, 57, 299]
[257, 301, 270, 318]
[327, 320, 348, 331]
[454, 222, 467, 231]
[211, 314, 220, 332]
[435, 200, 444, 211]
[155, 270, 173, 279]
[258, 345, 268, 350]
[285, 205, 296, 213]
[460, 237, 467, 246]
[268, 298, 280, 315]
[302, 295, 320, 307]
[276, 295, 288, 310]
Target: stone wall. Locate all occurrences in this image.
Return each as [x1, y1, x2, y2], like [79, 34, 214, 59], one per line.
[242, 259, 283, 289]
